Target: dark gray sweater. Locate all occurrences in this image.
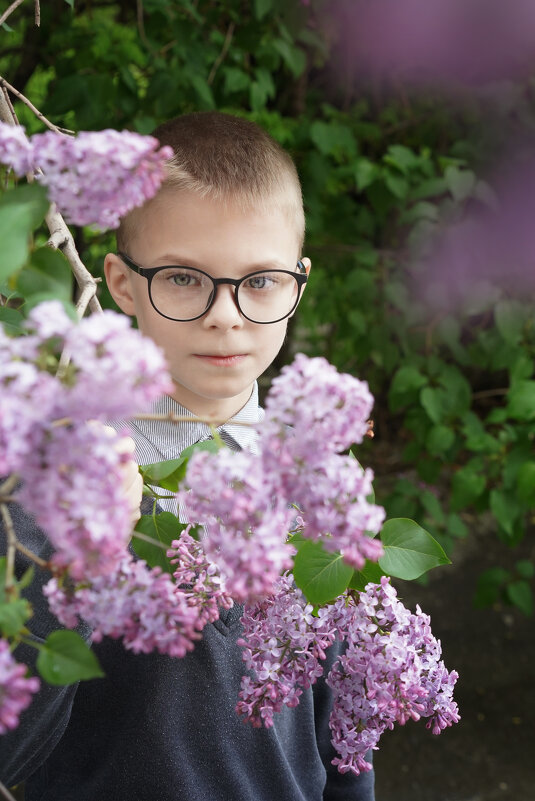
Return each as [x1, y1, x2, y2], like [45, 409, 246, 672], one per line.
[0, 501, 375, 801]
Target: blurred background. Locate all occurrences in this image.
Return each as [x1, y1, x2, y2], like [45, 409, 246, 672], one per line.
[2, 2, 534, 798]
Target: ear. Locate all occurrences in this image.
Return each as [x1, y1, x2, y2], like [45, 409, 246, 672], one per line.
[104, 253, 137, 316]
[301, 256, 311, 276]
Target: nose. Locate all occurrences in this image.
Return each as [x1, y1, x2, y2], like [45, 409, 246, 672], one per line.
[201, 283, 244, 329]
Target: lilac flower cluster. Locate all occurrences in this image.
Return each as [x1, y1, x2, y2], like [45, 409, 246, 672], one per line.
[180, 354, 384, 598]
[0, 122, 172, 229]
[44, 555, 200, 657]
[0, 639, 40, 734]
[326, 577, 460, 775]
[236, 574, 337, 727]
[180, 450, 294, 601]
[1, 301, 172, 577]
[169, 526, 234, 630]
[236, 576, 459, 775]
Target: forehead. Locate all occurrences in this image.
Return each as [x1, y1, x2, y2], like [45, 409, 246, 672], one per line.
[126, 187, 302, 269]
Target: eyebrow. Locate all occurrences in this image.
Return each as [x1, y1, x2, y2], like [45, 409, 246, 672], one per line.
[153, 255, 291, 272]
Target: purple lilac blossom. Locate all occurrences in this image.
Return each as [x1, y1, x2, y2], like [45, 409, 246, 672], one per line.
[18, 422, 135, 580]
[179, 449, 294, 602]
[62, 309, 174, 420]
[326, 577, 460, 775]
[0, 124, 172, 230]
[332, 0, 535, 88]
[0, 122, 33, 174]
[261, 353, 374, 455]
[44, 555, 201, 657]
[168, 526, 234, 630]
[236, 575, 337, 727]
[0, 639, 40, 734]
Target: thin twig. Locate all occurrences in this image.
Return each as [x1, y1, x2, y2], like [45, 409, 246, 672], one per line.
[46, 206, 103, 315]
[0, 0, 26, 28]
[131, 530, 169, 550]
[0, 780, 18, 801]
[16, 540, 49, 569]
[1, 503, 18, 593]
[472, 388, 508, 400]
[207, 21, 235, 86]
[0, 76, 74, 135]
[34, 0, 39, 25]
[133, 412, 254, 427]
[0, 474, 19, 496]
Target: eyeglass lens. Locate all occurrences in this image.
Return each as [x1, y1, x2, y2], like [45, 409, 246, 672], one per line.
[149, 267, 301, 323]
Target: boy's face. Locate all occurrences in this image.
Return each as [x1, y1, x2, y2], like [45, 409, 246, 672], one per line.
[105, 189, 309, 420]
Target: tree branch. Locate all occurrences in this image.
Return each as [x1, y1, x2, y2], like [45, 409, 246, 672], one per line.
[0, 0, 27, 28]
[0, 76, 74, 134]
[0, 780, 18, 801]
[1, 503, 18, 594]
[207, 21, 235, 86]
[34, 0, 40, 26]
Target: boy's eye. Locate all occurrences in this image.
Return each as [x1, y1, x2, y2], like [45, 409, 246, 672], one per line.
[244, 273, 278, 290]
[163, 269, 204, 288]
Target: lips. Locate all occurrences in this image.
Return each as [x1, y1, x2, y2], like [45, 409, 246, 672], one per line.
[194, 353, 247, 366]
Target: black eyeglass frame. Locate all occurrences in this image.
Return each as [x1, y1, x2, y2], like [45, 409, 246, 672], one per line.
[118, 252, 308, 324]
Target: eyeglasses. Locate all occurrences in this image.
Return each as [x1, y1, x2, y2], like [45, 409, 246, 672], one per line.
[118, 252, 308, 324]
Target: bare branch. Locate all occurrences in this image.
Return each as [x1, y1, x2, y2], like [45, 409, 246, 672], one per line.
[0, 780, 18, 801]
[207, 21, 235, 86]
[133, 412, 254, 427]
[0, 76, 74, 135]
[34, 0, 39, 26]
[45, 205, 103, 315]
[1, 503, 18, 593]
[0, 0, 27, 28]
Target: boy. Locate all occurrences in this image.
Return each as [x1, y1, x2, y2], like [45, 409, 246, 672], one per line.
[0, 112, 375, 800]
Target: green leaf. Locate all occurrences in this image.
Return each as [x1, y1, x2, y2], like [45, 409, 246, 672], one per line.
[132, 512, 187, 573]
[354, 158, 379, 191]
[384, 171, 409, 200]
[0, 599, 32, 637]
[190, 74, 215, 109]
[0, 306, 24, 335]
[272, 39, 306, 78]
[348, 560, 385, 591]
[516, 461, 535, 504]
[378, 518, 450, 580]
[0, 184, 50, 282]
[224, 67, 250, 94]
[426, 424, 455, 456]
[450, 466, 486, 510]
[293, 540, 353, 605]
[506, 381, 535, 421]
[420, 386, 444, 424]
[37, 630, 104, 685]
[141, 440, 220, 492]
[495, 300, 526, 345]
[516, 560, 535, 580]
[489, 489, 519, 538]
[15, 246, 73, 305]
[444, 165, 476, 203]
[254, 0, 273, 20]
[505, 580, 533, 616]
[389, 366, 427, 411]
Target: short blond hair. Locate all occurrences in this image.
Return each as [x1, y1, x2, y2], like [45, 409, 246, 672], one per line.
[117, 111, 305, 252]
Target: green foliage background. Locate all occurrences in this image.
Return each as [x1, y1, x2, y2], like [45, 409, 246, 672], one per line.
[2, 0, 534, 613]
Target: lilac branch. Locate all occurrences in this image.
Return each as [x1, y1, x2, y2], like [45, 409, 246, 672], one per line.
[0, 780, 18, 801]
[0, 76, 74, 135]
[0, 0, 27, 28]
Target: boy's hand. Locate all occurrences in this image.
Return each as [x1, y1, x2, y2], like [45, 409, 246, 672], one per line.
[108, 428, 143, 529]
[94, 423, 143, 528]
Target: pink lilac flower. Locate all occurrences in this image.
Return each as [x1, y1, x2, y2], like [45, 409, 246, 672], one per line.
[325, 577, 460, 775]
[261, 353, 374, 456]
[168, 527, 234, 630]
[31, 129, 173, 229]
[236, 575, 337, 727]
[0, 124, 172, 230]
[277, 452, 384, 569]
[179, 449, 294, 602]
[0, 361, 57, 475]
[0, 122, 33, 174]
[333, 0, 535, 88]
[0, 639, 40, 734]
[44, 555, 201, 657]
[61, 310, 173, 420]
[18, 422, 134, 579]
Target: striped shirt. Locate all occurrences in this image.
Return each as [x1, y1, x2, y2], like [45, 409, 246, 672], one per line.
[113, 383, 264, 516]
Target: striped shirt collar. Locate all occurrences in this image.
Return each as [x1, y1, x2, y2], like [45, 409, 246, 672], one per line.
[127, 381, 263, 466]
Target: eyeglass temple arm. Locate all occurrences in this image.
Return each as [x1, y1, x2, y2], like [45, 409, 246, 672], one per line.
[118, 252, 143, 275]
